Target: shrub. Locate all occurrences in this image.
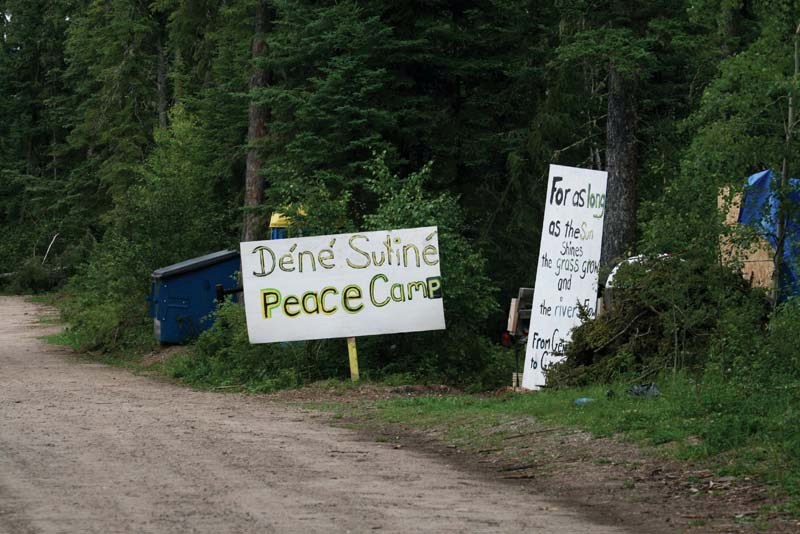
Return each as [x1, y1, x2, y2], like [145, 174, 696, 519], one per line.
[546, 256, 769, 387]
[253, 153, 502, 388]
[59, 107, 236, 351]
[762, 298, 800, 380]
[357, 155, 500, 386]
[7, 257, 64, 294]
[167, 301, 345, 390]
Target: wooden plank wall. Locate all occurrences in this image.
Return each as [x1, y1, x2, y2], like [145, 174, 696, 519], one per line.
[719, 188, 774, 289]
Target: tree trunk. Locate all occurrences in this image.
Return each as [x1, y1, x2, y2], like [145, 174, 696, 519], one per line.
[773, 23, 800, 304]
[242, 0, 272, 242]
[601, 63, 638, 268]
[718, 7, 735, 57]
[156, 39, 168, 130]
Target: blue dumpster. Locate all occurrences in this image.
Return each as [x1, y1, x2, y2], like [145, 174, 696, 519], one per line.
[148, 250, 240, 344]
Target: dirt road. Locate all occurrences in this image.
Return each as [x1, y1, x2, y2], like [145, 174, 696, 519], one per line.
[0, 296, 631, 533]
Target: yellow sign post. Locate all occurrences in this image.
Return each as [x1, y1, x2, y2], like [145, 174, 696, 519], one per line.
[347, 337, 359, 381]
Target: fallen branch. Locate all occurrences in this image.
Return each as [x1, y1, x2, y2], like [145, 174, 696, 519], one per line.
[42, 233, 60, 265]
[499, 463, 536, 472]
[593, 310, 648, 353]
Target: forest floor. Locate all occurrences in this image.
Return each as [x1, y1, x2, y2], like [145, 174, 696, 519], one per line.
[1, 295, 796, 533]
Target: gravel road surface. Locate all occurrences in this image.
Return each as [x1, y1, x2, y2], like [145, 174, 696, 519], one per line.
[0, 296, 629, 533]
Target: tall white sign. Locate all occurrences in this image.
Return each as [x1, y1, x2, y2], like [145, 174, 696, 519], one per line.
[240, 227, 445, 343]
[523, 165, 607, 389]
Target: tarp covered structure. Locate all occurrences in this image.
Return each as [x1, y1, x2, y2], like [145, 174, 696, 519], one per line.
[738, 169, 800, 298]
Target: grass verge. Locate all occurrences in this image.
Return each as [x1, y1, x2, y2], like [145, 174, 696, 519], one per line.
[315, 374, 800, 518]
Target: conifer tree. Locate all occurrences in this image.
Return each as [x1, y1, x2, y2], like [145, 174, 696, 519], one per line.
[555, 0, 715, 267]
[63, 0, 172, 206]
[0, 0, 75, 271]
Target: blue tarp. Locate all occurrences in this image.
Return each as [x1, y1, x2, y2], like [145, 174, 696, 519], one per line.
[738, 169, 800, 298]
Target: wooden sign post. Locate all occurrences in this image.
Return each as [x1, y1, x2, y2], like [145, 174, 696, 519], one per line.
[347, 337, 359, 381]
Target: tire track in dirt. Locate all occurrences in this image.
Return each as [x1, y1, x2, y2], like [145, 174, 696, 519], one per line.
[0, 296, 630, 533]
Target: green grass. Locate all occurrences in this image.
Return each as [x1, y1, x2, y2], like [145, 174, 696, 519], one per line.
[42, 329, 82, 348]
[373, 379, 686, 442]
[354, 373, 800, 506]
[37, 313, 62, 325]
[43, 324, 172, 375]
[28, 293, 58, 304]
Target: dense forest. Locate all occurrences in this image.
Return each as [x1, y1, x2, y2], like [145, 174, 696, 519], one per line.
[1, 0, 800, 391]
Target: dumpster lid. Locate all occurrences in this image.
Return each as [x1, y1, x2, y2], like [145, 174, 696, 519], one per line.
[152, 250, 240, 280]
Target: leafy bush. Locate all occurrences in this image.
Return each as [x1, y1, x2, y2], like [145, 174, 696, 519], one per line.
[59, 107, 236, 351]
[547, 256, 770, 387]
[172, 154, 505, 391]
[167, 301, 344, 391]
[59, 232, 153, 351]
[762, 298, 800, 380]
[6, 257, 64, 294]
[357, 155, 501, 388]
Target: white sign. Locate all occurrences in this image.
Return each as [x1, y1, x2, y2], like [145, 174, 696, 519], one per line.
[523, 165, 607, 389]
[240, 226, 446, 343]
